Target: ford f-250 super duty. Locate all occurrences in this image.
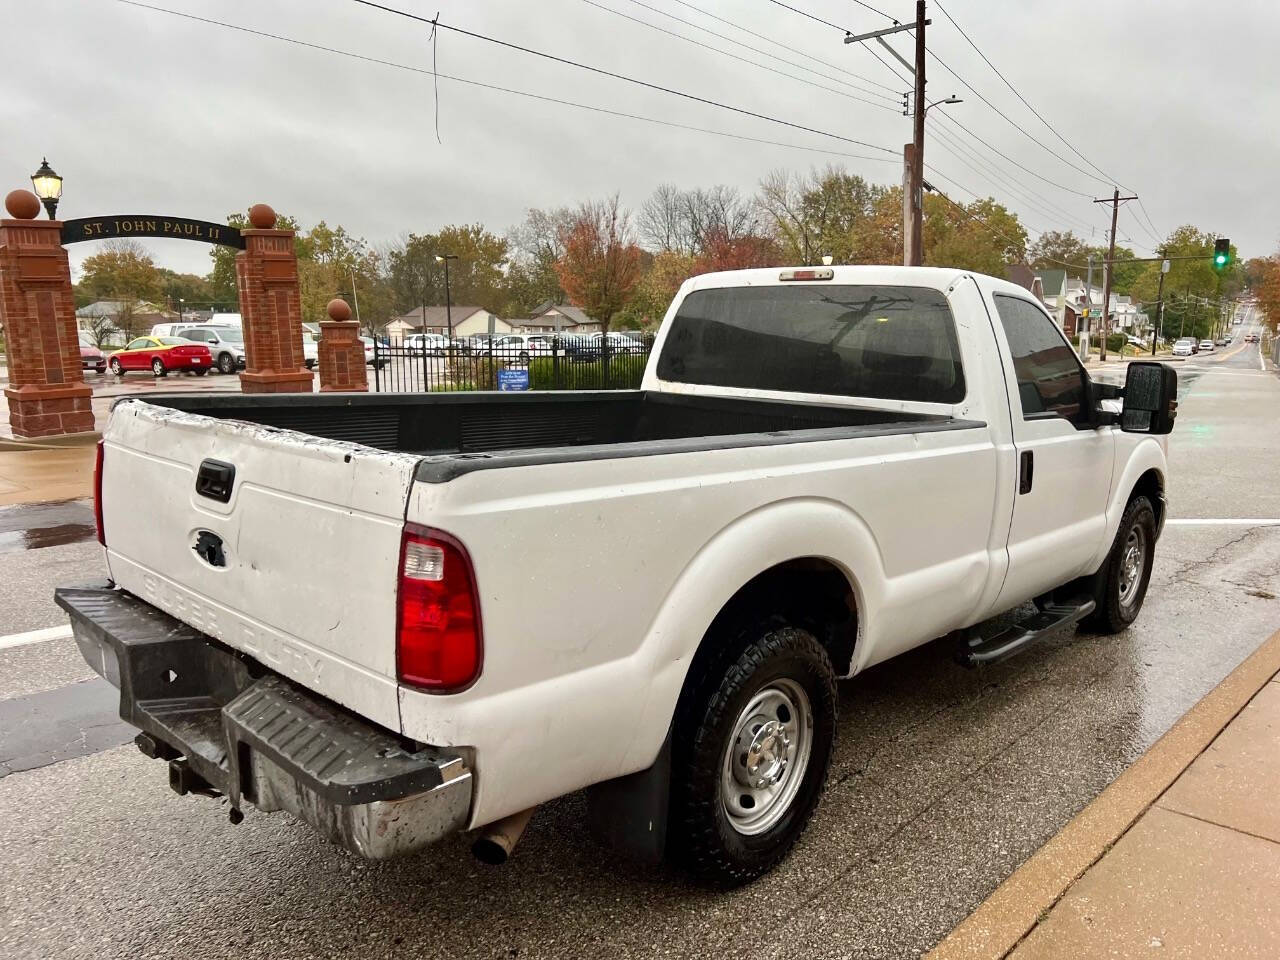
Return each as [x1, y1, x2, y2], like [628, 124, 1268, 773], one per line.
[57, 266, 1177, 886]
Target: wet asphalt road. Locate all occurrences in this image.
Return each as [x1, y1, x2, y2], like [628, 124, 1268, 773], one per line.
[2, 328, 1279, 960]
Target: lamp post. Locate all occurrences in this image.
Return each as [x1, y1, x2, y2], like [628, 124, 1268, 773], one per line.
[435, 253, 458, 344]
[30, 158, 63, 220]
[178, 298, 185, 326]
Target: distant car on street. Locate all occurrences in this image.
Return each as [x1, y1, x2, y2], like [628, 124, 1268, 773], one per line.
[108, 336, 212, 377]
[78, 333, 107, 375]
[1126, 336, 1146, 349]
[359, 336, 386, 369]
[1199, 339, 1215, 353]
[300, 331, 319, 370]
[1246, 333, 1260, 343]
[1172, 338, 1196, 357]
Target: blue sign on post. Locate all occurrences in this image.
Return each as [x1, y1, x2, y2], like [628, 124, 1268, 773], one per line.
[497, 369, 530, 392]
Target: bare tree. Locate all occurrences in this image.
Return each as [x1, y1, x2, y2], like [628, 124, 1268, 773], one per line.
[639, 183, 761, 256]
[638, 183, 690, 254]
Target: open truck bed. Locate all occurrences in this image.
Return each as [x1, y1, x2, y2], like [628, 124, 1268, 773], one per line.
[137, 390, 973, 480]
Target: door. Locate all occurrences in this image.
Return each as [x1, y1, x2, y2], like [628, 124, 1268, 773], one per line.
[121, 338, 151, 370]
[991, 294, 1115, 609]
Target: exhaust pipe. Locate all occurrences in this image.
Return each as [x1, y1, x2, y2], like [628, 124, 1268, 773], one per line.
[471, 807, 537, 865]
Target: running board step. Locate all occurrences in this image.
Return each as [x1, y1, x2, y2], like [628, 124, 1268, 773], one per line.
[956, 596, 1096, 668]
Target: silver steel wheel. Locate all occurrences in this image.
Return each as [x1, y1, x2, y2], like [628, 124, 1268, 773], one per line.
[1118, 523, 1147, 608]
[720, 678, 813, 836]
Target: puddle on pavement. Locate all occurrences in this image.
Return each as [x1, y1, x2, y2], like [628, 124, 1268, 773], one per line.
[0, 499, 96, 554]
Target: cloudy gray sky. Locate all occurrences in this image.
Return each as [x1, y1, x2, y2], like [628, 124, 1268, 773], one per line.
[3, 0, 1275, 279]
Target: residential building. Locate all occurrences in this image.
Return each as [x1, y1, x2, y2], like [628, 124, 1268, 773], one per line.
[510, 301, 602, 334]
[385, 306, 511, 339]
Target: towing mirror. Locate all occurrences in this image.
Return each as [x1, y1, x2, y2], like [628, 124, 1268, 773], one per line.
[1121, 361, 1178, 434]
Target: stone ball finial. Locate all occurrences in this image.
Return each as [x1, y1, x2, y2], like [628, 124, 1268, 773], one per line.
[326, 298, 352, 322]
[247, 203, 276, 229]
[5, 189, 41, 220]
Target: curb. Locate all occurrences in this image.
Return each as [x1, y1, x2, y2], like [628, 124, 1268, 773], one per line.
[926, 625, 1280, 960]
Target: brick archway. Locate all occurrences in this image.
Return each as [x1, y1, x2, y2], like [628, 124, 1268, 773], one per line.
[1, 195, 311, 437]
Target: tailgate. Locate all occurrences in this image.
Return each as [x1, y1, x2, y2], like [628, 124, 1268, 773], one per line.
[100, 399, 421, 732]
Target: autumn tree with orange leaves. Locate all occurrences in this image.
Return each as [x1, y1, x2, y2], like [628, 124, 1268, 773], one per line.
[554, 195, 644, 332]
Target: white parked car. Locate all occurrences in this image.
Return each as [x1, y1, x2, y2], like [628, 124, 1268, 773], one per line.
[1172, 339, 1195, 357]
[300, 331, 319, 370]
[492, 334, 553, 360]
[1198, 339, 1215, 353]
[59, 265, 1176, 886]
[405, 333, 451, 356]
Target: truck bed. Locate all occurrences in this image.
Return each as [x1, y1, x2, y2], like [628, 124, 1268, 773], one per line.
[137, 390, 978, 481]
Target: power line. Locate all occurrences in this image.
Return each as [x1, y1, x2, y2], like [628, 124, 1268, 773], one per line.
[1136, 198, 1164, 245]
[579, 0, 900, 109]
[932, 0, 1126, 190]
[764, 0, 911, 86]
[112, 1, 899, 170]
[925, 119, 1098, 233]
[349, 0, 898, 155]
[930, 110, 1094, 199]
[659, 0, 901, 93]
[769, 0, 1117, 194]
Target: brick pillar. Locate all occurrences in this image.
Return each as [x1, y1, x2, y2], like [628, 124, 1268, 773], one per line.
[317, 298, 368, 393]
[236, 203, 313, 394]
[0, 190, 94, 438]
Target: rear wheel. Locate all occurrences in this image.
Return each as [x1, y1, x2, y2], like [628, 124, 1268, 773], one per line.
[151, 357, 166, 377]
[217, 352, 236, 374]
[192, 368, 208, 376]
[109, 357, 123, 376]
[1082, 495, 1157, 634]
[669, 621, 837, 886]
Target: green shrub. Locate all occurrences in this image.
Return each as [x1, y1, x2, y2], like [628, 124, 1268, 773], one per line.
[528, 354, 646, 390]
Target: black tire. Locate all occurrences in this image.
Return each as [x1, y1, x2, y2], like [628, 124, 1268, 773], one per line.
[109, 357, 123, 376]
[217, 352, 236, 374]
[669, 621, 837, 887]
[1081, 495, 1157, 634]
[151, 357, 166, 377]
[192, 368, 208, 376]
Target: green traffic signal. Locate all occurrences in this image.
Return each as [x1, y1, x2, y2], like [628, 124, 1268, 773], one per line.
[1213, 238, 1231, 270]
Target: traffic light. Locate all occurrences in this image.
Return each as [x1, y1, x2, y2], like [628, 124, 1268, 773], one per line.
[1213, 238, 1231, 270]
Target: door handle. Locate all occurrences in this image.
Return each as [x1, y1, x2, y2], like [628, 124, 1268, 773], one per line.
[1019, 451, 1034, 495]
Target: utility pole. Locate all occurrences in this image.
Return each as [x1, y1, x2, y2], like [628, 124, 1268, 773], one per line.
[1082, 254, 1094, 361]
[845, 6, 931, 266]
[1151, 254, 1168, 357]
[908, 0, 926, 266]
[1093, 188, 1138, 361]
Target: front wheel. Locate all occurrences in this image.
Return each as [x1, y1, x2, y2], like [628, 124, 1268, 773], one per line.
[217, 352, 236, 374]
[109, 357, 123, 376]
[1082, 495, 1157, 634]
[151, 357, 166, 377]
[669, 622, 837, 886]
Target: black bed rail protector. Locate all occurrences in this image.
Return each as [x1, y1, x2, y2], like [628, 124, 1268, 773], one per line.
[413, 417, 988, 483]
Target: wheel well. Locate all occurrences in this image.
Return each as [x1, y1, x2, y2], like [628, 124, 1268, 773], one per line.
[1131, 468, 1164, 527]
[702, 558, 858, 677]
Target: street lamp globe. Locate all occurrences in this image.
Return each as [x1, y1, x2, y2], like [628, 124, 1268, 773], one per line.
[30, 158, 63, 220]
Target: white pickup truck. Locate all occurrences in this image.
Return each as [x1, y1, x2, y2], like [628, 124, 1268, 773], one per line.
[57, 266, 1177, 886]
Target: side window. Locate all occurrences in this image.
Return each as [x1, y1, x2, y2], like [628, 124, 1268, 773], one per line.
[993, 295, 1089, 426]
[125, 338, 149, 350]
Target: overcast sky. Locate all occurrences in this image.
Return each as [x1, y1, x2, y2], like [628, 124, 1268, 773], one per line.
[3, 0, 1276, 281]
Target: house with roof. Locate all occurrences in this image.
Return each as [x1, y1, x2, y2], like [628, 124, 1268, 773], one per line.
[385, 306, 511, 340]
[509, 301, 602, 335]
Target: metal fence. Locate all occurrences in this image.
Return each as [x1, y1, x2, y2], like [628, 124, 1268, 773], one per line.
[371, 333, 655, 393]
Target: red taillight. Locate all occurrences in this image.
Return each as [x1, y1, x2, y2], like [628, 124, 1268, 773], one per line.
[396, 525, 482, 691]
[93, 440, 105, 546]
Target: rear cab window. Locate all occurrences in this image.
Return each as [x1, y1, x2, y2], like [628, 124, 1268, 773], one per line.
[655, 284, 966, 404]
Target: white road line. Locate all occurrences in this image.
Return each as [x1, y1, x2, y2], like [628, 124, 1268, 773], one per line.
[1166, 518, 1280, 527]
[0, 623, 74, 651]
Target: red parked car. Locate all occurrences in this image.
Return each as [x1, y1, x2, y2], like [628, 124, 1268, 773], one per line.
[78, 333, 107, 375]
[107, 336, 213, 377]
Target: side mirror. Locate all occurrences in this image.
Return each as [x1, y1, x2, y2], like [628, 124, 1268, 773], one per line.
[1121, 361, 1178, 434]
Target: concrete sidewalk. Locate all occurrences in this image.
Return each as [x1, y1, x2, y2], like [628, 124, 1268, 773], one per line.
[931, 628, 1280, 960]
